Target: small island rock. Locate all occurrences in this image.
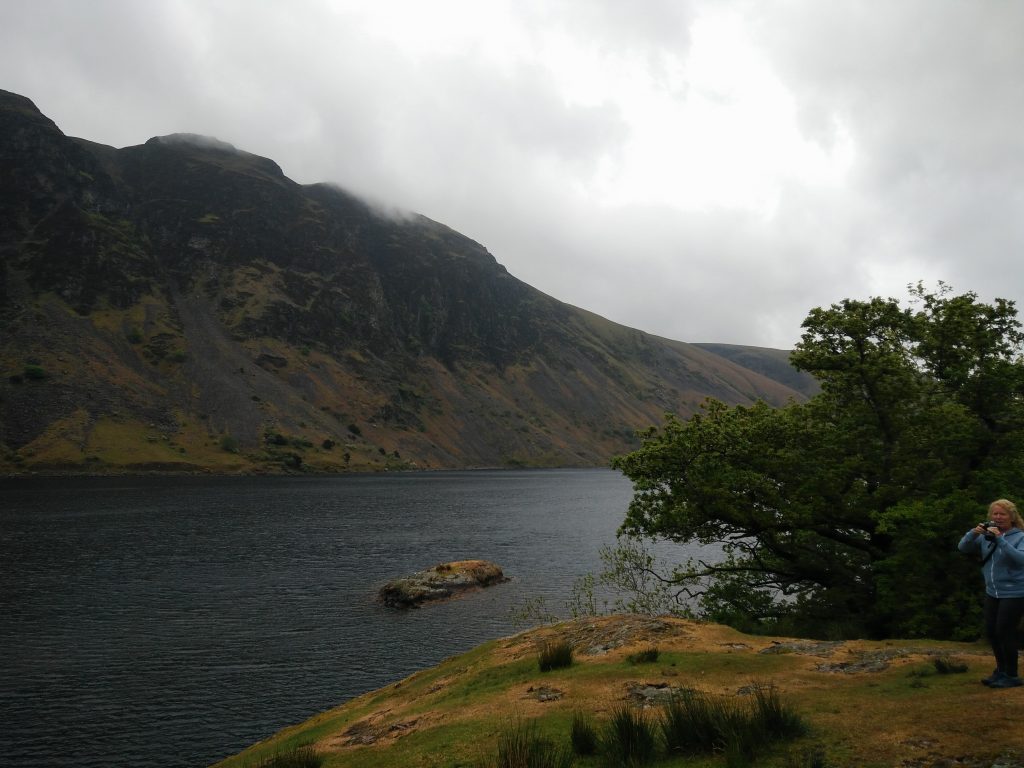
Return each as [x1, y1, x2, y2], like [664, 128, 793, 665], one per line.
[378, 560, 508, 608]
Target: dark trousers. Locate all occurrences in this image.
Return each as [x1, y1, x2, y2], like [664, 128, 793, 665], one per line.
[984, 595, 1024, 677]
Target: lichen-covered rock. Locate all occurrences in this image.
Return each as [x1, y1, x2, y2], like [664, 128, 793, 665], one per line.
[378, 560, 507, 608]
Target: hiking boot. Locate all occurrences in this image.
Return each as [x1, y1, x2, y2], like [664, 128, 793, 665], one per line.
[988, 675, 1023, 688]
[981, 668, 1005, 686]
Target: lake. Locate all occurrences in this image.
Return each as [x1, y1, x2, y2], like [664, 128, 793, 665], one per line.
[0, 469, 695, 767]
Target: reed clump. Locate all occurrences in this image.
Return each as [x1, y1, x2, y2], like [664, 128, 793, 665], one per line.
[486, 719, 572, 768]
[537, 639, 573, 672]
[251, 745, 322, 768]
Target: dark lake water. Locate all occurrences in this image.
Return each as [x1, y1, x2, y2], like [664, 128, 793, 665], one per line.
[0, 469, 685, 768]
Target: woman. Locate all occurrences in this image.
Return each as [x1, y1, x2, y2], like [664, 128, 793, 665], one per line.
[958, 499, 1024, 688]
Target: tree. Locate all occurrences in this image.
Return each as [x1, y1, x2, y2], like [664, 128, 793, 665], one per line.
[611, 284, 1024, 639]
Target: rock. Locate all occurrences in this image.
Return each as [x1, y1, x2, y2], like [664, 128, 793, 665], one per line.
[625, 681, 693, 706]
[378, 560, 508, 608]
[524, 685, 563, 702]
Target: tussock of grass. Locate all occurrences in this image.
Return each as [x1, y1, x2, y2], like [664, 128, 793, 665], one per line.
[602, 705, 657, 767]
[660, 687, 732, 755]
[538, 640, 573, 672]
[659, 683, 807, 760]
[569, 710, 598, 756]
[249, 745, 321, 767]
[626, 646, 660, 664]
[485, 719, 572, 768]
[752, 682, 809, 740]
[932, 656, 968, 674]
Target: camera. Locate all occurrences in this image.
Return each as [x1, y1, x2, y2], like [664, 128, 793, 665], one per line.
[980, 521, 997, 540]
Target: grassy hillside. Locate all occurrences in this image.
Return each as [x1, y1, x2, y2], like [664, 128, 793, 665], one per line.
[212, 615, 1019, 768]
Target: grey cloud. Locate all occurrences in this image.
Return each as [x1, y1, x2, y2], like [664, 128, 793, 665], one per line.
[2, 0, 1022, 349]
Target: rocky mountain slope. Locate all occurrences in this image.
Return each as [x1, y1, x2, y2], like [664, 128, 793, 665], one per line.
[0, 89, 810, 473]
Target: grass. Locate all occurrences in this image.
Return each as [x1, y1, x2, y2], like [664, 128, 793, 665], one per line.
[248, 746, 322, 767]
[932, 656, 968, 674]
[751, 683, 809, 741]
[486, 719, 573, 768]
[212, 615, 1005, 768]
[659, 687, 732, 755]
[601, 705, 657, 766]
[626, 646, 660, 665]
[655, 683, 808, 762]
[569, 711, 598, 756]
[538, 640, 573, 672]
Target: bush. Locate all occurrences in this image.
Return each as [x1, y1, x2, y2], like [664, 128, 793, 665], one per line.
[569, 711, 598, 756]
[488, 719, 572, 768]
[220, 435, 239, 453]
[23, 364, 46, 380]
[537, 640, 573, 672]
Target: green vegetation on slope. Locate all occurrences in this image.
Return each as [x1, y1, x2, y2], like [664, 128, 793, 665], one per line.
[212, 615, 1019, 768]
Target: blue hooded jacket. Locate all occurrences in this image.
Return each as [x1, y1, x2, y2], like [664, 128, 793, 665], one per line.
[958, 527, 1024, 598]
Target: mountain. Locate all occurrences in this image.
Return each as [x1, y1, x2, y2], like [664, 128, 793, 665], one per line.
[692, 343, 819, 399]
[0, 89, 809, 473]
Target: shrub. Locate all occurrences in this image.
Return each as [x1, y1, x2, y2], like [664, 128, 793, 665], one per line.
[23, 364, 46, 380]
[602, 705, 656, 767]
[537, 640, 573, 672]
[220, 435, 239, 453]
[489, 719, 572, 768]
[569, 711, 598, 756]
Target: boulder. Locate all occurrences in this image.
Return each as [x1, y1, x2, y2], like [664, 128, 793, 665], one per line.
[378, 560, 507, 608]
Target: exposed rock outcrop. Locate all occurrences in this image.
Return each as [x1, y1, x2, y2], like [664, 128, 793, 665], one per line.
[378, 560, 508, 608]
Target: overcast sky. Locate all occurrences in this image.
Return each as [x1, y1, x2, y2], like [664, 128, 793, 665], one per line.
[3, 1, 1022, 348]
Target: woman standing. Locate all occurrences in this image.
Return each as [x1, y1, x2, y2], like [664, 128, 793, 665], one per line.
[958, 499, 1024, 688]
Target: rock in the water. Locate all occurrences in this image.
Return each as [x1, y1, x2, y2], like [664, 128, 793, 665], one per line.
[378, 560, 508, 608]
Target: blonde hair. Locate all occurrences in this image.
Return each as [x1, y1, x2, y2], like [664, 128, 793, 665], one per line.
[989, 499, 1024, 529]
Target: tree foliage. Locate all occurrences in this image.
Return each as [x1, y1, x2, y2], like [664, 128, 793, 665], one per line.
[611, 284, 1024, 639]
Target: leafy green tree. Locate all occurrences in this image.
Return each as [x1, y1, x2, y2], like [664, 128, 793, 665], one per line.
[611, 284, 1024, 639]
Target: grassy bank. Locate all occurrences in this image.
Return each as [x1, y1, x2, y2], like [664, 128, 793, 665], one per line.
[211, 615, 1021, 768]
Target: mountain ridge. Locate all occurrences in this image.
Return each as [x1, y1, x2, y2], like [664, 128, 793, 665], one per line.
[0, 89, 810, 473]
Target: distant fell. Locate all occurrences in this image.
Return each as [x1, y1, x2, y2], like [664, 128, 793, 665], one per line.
[694, 343, 819, 398]
[0, 89, 812, 473]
